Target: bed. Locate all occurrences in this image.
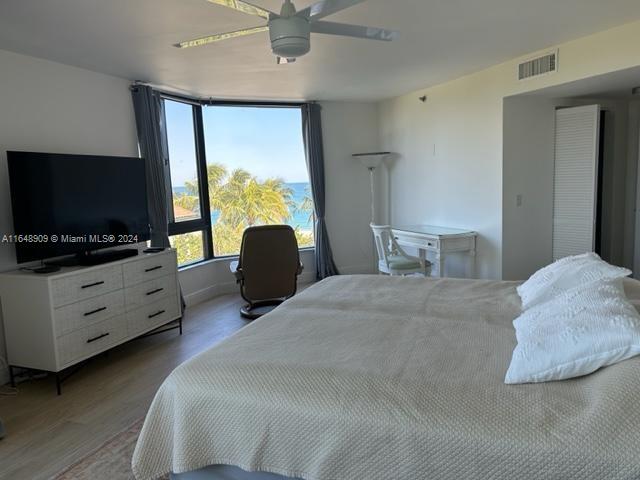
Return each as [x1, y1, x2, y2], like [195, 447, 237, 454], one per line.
[132, 275, 640, 480]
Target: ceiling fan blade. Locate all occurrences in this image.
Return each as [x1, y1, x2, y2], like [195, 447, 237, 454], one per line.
[174, 25, 269, 48]
[276, 57, 297, 64]
[310, 21, 398, 41]
[206, 0, 273, 19]
[298, 0, 367, 20]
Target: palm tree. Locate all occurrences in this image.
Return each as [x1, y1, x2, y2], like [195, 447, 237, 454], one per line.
[172, 163, 305, 258]
[297, 186, 315, 224]
[173, 192, 199, 212]
[214, 168, 292, 227]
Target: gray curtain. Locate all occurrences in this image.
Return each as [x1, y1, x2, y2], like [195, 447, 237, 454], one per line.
[130, 85, 170, 248]
[131, 85, 185, 311]
[302, 103, 339, 279]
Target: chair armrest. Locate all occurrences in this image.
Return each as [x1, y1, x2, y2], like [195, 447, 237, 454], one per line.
[230, 260, 243, 281]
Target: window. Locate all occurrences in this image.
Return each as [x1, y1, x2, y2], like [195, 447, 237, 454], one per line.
[163, 97, 314, 267]
[165, 101, 202, 223]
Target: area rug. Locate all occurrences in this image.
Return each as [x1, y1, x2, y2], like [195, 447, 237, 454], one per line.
[54, 418, 168, 480]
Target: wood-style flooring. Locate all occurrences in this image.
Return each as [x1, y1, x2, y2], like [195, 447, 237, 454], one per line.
[0, 292, 251, 480]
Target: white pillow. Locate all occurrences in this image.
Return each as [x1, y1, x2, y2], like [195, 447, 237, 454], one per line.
[517, 252, 631, 310]
[505, 278, 640, 384]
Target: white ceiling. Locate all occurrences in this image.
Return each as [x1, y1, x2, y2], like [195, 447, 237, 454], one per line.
[1, 0, 639, 101]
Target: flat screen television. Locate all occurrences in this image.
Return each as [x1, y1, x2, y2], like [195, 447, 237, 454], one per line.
[7, 151, 150, 264]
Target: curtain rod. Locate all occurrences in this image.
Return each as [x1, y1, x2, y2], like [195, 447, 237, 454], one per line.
[131, 81, 311, 108]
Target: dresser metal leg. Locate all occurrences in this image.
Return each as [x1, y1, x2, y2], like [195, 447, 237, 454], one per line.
[179, 317, 183, 335]
[56, 373, 62, 396]
[9, 366, 16, 388]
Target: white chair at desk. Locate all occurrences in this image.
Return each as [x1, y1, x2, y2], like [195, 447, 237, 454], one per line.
[370, 224, 432, 276]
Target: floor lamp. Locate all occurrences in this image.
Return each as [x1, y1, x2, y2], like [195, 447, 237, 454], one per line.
[352, 152, 391, 224]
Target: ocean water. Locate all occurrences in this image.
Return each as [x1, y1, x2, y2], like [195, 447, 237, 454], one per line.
[173, 182, 313, 231]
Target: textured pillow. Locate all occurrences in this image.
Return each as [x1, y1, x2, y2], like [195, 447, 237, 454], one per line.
[517, 252, 631, 310]
[505, 278, 640, 384]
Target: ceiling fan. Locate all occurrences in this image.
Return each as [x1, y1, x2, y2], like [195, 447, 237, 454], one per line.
[174, 0, 399, 64]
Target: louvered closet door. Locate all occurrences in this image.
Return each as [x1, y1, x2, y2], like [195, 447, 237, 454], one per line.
[552, 105, 601, 260]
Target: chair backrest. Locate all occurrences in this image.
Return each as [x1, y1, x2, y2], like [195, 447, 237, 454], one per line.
[370, 224, 394, 265]
[238, 225, 301, 301]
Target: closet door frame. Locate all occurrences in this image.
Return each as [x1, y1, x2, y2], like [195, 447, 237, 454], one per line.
[552, 104, 601, 260]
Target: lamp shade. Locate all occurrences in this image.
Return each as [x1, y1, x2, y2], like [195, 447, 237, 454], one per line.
[352, 152, 391, 169]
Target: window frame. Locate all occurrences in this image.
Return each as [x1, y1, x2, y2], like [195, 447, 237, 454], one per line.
[161, 92, 311, 267]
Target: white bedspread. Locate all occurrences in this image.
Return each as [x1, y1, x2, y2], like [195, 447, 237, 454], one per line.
[133, 275, 640, 480]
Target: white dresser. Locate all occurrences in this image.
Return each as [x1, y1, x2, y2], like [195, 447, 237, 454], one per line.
[0, 248, 181, 394]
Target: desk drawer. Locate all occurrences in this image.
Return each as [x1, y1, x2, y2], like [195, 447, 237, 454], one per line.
[422, 238, 439, 249]
[127, 296, 180, 337]
[57, 315, 127, 368]
[51, 265, 123, 308]
[54, 290, 125, 337]
[125, 274, 177, 311]
[123, 252, 177, 287]
[394, 234, 439, 251]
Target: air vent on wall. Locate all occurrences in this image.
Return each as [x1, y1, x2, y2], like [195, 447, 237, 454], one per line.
[518, 50, 558, 80]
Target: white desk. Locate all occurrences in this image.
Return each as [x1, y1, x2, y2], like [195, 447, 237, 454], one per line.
[391, 225, 477, 278]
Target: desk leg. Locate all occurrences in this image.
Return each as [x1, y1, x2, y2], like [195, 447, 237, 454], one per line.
[418, 249, 429, 276]
[468, 249, 476, 279]
[435, 253, 445, 278]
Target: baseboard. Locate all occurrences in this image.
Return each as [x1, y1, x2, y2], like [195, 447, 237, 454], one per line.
[183, 281, 237, 307]
[338, 263, 377, 275]
[183, 271, 318, 308]
[183, 264, 373, 309]
[0, 359, 9, 386]
[298, 271, 316, 284]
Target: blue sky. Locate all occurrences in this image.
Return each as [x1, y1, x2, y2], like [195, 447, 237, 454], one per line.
[165, 101, 309, 188]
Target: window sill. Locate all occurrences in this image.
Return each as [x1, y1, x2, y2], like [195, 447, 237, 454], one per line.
[178, 247, 315, 272]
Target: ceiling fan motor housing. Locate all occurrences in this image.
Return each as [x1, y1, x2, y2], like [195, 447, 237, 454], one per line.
[269, 16, 311, 58]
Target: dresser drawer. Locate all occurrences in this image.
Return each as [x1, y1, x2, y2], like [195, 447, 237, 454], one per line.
[57, 315, 127, 368]
[51, 265, 123, 308]
[125, 274, 177, 311]
[123, 252, 177, 287]
[127, 296, 180, 337]
[54, 290, 125, 337]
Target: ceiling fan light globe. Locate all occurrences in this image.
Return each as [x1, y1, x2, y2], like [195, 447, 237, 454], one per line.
[269, 16, 311, 58]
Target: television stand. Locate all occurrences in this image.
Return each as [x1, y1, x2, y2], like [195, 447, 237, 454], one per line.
[47, 248, 139, 267]
[78, 248, 138, 266]
[0, 249, 181, 394]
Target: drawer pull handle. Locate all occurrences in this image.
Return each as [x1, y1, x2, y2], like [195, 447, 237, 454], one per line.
[87, 332, 110, 343]
[148, 309, 165, 319]
[84, 306, 107, 317]
[145, 266, 163, 273]
[81, 281, 105, 289]
[146, 288, 164, 296]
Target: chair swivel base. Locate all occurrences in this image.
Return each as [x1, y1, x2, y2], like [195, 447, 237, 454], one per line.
[240, 299, 285, 320]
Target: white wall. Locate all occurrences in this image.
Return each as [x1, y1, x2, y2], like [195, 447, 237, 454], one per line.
[378, 74, 505, 279]
[378, 19, 640, 280]
[321, 101, 379, 274]
[502, 97, 557, 280]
